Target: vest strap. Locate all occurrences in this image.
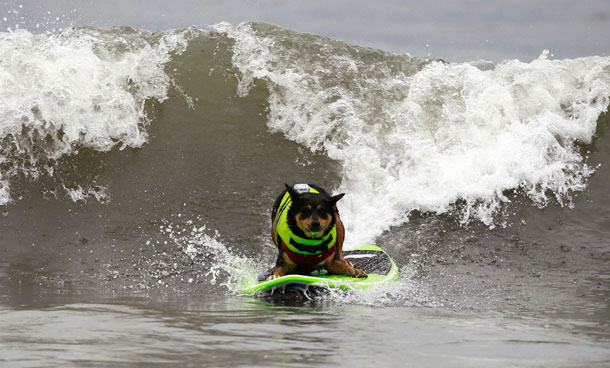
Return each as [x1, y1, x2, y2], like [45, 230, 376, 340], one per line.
[289, 234, 334, 254]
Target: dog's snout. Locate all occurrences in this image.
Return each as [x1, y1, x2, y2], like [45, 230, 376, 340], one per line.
[311, 220, 321, 229]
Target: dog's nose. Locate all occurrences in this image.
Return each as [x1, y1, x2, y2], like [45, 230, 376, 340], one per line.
[311, 221, 320, 229]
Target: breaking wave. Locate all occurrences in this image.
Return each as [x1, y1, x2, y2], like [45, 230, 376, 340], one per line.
[0, 26, 196, 204]
[224, 22, 610, 245]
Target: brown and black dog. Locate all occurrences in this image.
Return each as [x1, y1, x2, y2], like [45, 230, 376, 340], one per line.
[269, 183, 366, 279]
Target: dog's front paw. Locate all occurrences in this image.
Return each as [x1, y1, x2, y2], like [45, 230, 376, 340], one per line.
[267, 266, 286, 280]
[351, 268, 367, 278]
[330, 259, 367, 278]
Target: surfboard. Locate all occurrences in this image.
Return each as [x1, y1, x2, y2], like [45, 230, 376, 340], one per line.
[239, 244, 399, 295]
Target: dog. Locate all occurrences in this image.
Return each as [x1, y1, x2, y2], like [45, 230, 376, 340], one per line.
[269, 183, 367, 279]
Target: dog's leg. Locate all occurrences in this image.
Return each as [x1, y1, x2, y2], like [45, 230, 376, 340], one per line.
[268, 233, 286, 280]
[269, 211, 284, 279]
[330, 213, 367, 277]
[269, 265, 287, 279]
[328, 258, 367, 277]
[268, 252, 296, 280]
[335, 212, 346, 260]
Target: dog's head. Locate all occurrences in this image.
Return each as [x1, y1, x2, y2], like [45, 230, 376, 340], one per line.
[285, 184, 345, 239]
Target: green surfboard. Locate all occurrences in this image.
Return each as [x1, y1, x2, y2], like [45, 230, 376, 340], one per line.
[239, 244, 399, 295]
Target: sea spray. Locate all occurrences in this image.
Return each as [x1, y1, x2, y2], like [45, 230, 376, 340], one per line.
[319, 264, 440, 307]
[159, 219, 259, 292]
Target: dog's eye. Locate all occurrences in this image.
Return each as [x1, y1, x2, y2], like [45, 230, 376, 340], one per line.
[318, 209, 328, 218]
[300, 209, 311, 218]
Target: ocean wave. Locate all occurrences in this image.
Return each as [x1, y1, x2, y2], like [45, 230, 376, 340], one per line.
[2, 23, 609, 246]
[0, 26, 195, 204]
[224, 22, 610, 245]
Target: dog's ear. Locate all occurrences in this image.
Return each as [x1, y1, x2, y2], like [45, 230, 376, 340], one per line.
[330, 193, 345, 204]
[285, 183, 299, 200]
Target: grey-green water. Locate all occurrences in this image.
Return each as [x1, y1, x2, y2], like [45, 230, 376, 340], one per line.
[1, 4, 610, 367]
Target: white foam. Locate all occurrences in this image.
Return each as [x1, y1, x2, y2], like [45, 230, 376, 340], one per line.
[226, 23, 610, 246]
[0, 27, 193, 204]
[0, 179, 10, 205]
[325, 266, 440, 307]
[63, 184, 110, 203]
[161, 222, 258, 291]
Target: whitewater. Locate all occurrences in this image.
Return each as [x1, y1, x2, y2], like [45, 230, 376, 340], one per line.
[2, 24, 609, 239]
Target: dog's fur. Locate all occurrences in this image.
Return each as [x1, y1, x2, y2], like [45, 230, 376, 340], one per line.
[269, 184, 366, 279]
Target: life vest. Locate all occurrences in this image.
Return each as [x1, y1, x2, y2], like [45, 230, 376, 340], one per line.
[274, 185, 337, 267]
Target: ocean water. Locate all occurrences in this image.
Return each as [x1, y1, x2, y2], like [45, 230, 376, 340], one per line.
[1, 10, 610, 368]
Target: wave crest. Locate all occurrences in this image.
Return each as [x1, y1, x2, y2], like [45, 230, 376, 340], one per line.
[0, 27, 194, 204]
[225, 22, 610, 243]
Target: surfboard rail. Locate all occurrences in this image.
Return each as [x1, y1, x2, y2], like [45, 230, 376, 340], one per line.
[239, 244, 399, 295]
